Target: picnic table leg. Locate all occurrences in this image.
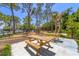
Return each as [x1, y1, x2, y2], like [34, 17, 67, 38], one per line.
[47, 43, 53, 50]
[26, 44, 29, 48]
[36, 48, 40, 56]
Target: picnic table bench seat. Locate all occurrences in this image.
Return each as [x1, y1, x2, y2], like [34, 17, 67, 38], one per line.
[25, 40, 41, 50]
[25, 39, 42, 55]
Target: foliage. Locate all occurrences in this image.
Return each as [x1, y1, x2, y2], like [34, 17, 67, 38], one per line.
[74, 22, 79, 39]
[61, 7, 72, 30]
[0, 44, 11, 56]
[41, 22, 51, 31]
[65, 8, 79, 39]
[1, 3, 79, 41]
[3, 26, 10, 31]
[21, 3, 34, 32]
[1, 3, 20, 34]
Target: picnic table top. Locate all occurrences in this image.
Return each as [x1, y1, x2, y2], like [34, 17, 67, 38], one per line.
[27, 35, 55, 41]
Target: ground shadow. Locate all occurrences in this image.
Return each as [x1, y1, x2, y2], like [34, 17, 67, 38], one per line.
[53, 39, 63, 43]
[24, 47, 56, 56]
[24, 47, 36, 56]
[40, 48, 56, 56]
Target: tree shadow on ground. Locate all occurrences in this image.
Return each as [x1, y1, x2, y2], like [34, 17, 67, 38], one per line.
[53, 39, 63, 43]
[24, 47, 56, 56]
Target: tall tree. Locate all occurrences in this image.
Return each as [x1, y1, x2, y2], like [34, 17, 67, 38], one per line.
[34, 3, 44, 33]
[61, 7, 72, 30]
[74, 8, 79, 22]
[23, 16, 32, 31]
[44, 3, 54, 31]
[66, 14, 76, 39]
[0, 3, 20, 34]
[21, 3, 34, 32]
[44, 3, 54, 22]
[10, 3, 16, 34]
[50, 12, 58, 32]
[0, 12, 3, 20]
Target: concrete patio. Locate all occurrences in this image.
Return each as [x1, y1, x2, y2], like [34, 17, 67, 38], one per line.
[11, 38, 79, 56]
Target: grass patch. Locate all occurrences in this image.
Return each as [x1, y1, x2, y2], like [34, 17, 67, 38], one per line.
[0, 44, 11, 56]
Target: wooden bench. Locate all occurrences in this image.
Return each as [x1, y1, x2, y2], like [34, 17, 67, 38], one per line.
[25, 40, 41, 55]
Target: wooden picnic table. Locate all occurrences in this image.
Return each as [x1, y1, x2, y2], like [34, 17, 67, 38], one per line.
[25, 35, 55, 55]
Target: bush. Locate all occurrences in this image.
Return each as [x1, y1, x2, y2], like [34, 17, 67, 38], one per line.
[76, 40, 79, 52]
[0, 44, 11, 56]
[75, 29, 79, 39]
[0, 35, 3, 38]
[76, 40, 79, 46]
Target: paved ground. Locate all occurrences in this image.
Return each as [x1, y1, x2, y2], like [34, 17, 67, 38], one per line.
[11, 38, 79, 56]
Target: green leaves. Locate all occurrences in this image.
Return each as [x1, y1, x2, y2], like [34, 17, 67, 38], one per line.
[0, 12, 3, 19]
[3, 26, 10, 31]
[61, 7, 72, 30]
[0, 44, 11, 56]
[65, 11, 79, 39]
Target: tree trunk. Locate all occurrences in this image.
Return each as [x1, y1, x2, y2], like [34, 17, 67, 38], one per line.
[27, 12, 30, 32]
[46, 16, 49, 31]
[71, 28, 74, 39]
[10, 4, 16, 34]
[2, 30, 4, 36]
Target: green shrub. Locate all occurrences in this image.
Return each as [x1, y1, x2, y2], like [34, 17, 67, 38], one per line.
[75, 29, 79, 39]
[0, 44, 11, 56]
[76, 40, 79, 46]
[76, 40, 79, 51]
[0, 35, 3, 38]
